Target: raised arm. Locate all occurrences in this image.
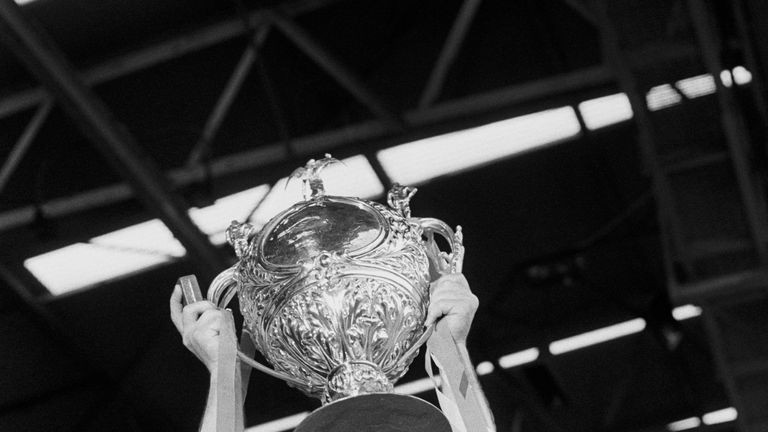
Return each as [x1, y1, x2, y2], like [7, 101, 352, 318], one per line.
[170, 284, 241, 432]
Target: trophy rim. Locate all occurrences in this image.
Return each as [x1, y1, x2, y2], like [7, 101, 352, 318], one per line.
[256, 195, 391, 271]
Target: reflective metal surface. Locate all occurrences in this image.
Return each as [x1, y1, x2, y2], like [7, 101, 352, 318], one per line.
[208, 155, 464, 404]
[261, 199, 386, 267]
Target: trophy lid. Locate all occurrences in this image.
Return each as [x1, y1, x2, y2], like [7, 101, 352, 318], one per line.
[260, 197, 386, 266]
[256, 155, 389, 268]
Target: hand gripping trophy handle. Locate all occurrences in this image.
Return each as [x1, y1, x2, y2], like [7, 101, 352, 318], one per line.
[395, 217, 465, 368]
[416, 217, 465, 275]
[178, 272, 306, 387]
[204, 269, 307, 388]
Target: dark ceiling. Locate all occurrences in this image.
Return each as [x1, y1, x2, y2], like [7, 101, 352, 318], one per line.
[1, 0, 765, 431]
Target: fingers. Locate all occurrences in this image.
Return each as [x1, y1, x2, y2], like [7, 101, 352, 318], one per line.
[195, 308, 225, 331]
[183, 308, 226, 347]
[425, 273, 478, 343]
[170, 284, 184, 333]
[425, 296, 478, 326]
[430, 272, 469, 294]
[182, 300, 218, 332]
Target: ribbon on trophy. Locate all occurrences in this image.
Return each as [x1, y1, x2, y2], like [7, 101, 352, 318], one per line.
[426, 320, 496, 432]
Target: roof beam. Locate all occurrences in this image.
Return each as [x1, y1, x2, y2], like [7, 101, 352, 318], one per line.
[186, 26, 271, 166]
[267, 11, 404, 129]
[0, 0, 341, 120]
[0, 65, 612, 233]
[0, 0, 225, 278]
[418, 0, 483, 108]
[0, 98, 51, 194]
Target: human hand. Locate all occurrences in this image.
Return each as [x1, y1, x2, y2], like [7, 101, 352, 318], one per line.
[169, 284, 232, 373]
[424, 273, 478, 344]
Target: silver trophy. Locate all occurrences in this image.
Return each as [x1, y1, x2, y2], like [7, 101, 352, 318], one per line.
[203, 155, 465, 430]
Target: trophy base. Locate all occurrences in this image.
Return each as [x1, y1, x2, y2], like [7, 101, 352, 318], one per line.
[295, 393, 452, 432]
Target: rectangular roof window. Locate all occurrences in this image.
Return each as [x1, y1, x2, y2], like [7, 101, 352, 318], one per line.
[25, 185, 270, 295]
[377, 107, 581, 186]
[578, 93, 633, 130]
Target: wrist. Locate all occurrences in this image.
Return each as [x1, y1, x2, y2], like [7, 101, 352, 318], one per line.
[208, 362, 220, 379]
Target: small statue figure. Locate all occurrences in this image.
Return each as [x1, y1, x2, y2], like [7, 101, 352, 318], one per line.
[289, 153, 341, 200]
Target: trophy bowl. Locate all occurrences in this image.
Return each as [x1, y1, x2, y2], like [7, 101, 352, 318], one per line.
[206, 156, 464, 414]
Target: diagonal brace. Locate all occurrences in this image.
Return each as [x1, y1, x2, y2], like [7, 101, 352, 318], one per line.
[0, 98, 52, 194]
[0, 0, 225, 279]
[267, 11, 405, 130]
[418, 0, 483, 109]
[187, 26, 271, 166]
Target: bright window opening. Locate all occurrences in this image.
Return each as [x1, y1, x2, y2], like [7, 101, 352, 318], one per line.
[702, 407, 738, 425]
[676, 74, 716, 98]
[647, 84, 683, 111]
[578, 93, 633, 130]
[476, 361, 495, 375]
[733, 66, 752, 84]
[244, 412, 310, 432]
[377, 107, 581, 186]
[549, 318, 646, 355]
[498, 347, 540, 368]
[667, 417, 701, 431]
[24, 242, 176, 296]
[25, 185, 270, 295]
[190, 185, 270, 245]
[393, 376, 440, 396]
[672, 304, 702, 321]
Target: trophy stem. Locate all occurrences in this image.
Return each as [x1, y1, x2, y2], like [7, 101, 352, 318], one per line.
[323, 360, 393, 404]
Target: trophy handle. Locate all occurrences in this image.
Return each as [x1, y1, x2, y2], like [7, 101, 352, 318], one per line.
[414, 217, 465, 276]
[394, 219, 464, 371]
[207, 265, 239, 308]
[199, 269, 308, 388]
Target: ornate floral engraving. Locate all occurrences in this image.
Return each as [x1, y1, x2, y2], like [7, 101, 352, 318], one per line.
[217, 177, 462, 404]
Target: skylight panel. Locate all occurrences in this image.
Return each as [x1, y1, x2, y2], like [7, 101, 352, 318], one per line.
[578, 93, 633, 130]
[702, 407, 737, 425]
[26, 219, 184, 296]
[90, 219, 186, 257]
[667, 417, 701, 431]
[189, 185, 270, 245]
[377, 107, 581, 186]
[393, 376, 440, 395]
[24, 242, 174, 296]
[672, 304, 702, 321]
[647, 84, 683, 111]
[733, 66, 752, 85]
[249, 155, 384, 228]
[549, 318, 646, 355]
[475, 361, 495, 375]
[26, 184, 270, 295]
[676, 74, 716, 99]
[720, 70, 734, 87]
[498, 347, 539, 368]
[245, 412, 310, 432]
